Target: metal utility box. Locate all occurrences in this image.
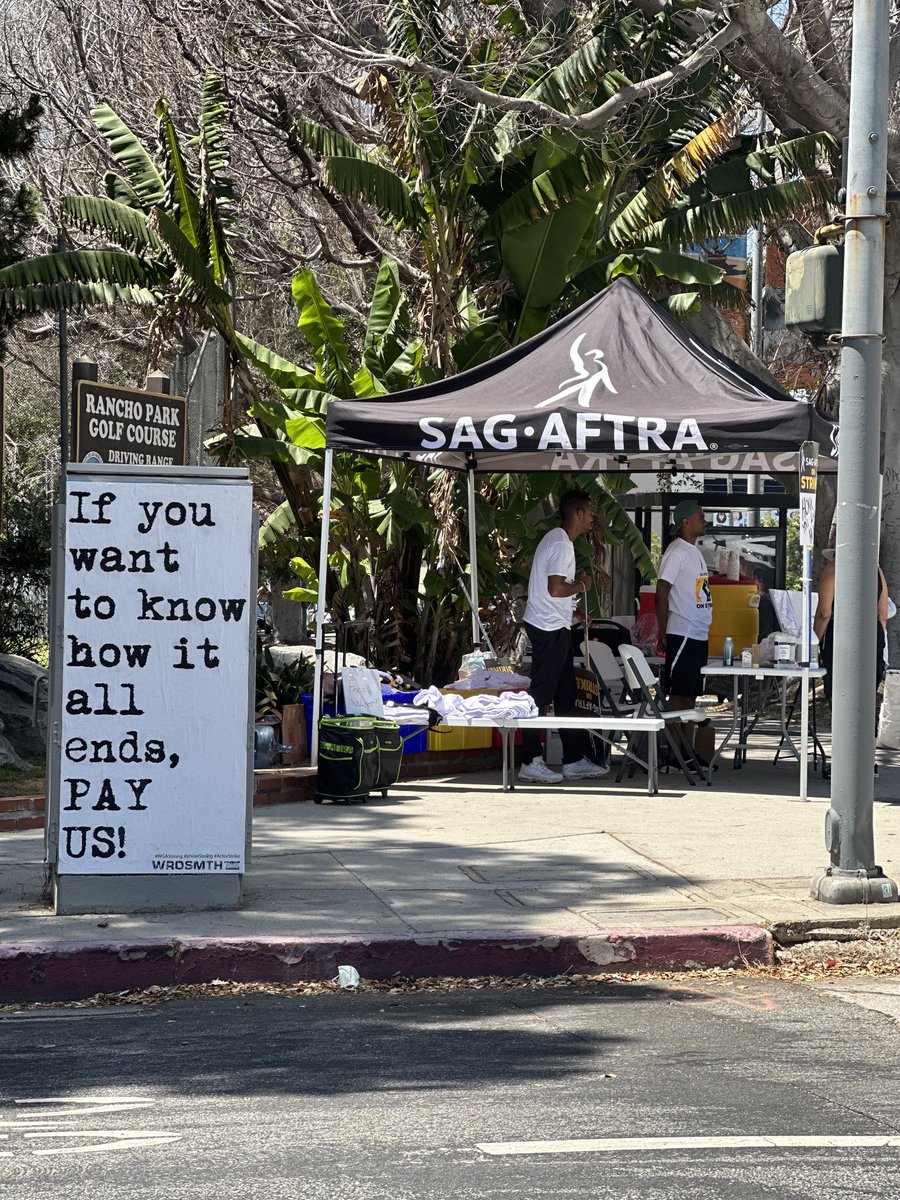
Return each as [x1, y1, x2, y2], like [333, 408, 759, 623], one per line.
[784, 244, 844, 333]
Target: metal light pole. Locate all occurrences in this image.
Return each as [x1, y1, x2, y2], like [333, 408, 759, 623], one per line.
[812, 0, 898, 904]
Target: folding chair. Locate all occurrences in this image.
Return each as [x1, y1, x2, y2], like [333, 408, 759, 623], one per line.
[618, 645, 709, 786]
[586, 641, 641, 717]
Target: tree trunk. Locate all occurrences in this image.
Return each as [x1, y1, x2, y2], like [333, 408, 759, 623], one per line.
[271, 590, 308, 644]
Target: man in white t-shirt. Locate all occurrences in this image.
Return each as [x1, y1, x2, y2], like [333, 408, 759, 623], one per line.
[655, 497, 712, 711]
[519, 489, 609, 785]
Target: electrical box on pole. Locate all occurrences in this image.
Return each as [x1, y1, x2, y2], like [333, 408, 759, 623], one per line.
[784, 245, 844, 334]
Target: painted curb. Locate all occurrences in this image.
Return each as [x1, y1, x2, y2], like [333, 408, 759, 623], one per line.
[0, 925, 773, 1003]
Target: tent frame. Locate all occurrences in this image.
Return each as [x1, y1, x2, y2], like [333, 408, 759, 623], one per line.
[310, 449, 817, 790]
[311, 451, 482, 764]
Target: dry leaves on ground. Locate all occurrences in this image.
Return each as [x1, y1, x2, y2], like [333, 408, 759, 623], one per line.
[5, 940, 900, 1013]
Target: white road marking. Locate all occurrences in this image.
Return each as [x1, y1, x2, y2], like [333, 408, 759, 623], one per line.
[1, 1098, 178, 1156]
[25, 1130, 180, 1156]
[476, 1135, 900, 1156]
[13, 1098, 155, 1118]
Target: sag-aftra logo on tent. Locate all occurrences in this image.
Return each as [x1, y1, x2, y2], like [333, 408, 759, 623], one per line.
[417, 334, 708, 454]
[533, 334, 618, 407]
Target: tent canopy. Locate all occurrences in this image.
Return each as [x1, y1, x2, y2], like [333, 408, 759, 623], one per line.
[326, 278, 836, 474]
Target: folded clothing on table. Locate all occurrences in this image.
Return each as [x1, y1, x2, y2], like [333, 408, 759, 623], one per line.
[412, 686, 537, 722]
[444, 667, 531, 692]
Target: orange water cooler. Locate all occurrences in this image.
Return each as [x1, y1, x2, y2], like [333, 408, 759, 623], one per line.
[707, 577, 759, 656]
[638, 580, 759, 655]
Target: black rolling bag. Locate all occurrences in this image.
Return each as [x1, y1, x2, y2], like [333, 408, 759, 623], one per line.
[315, 715, 379, 803]
[314, 714, 404, 803]
[371, 718, 403, 792]
[315, 621, 404, 803]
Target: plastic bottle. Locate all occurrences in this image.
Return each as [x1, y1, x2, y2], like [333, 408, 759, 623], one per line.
[722, 637, 734, 667]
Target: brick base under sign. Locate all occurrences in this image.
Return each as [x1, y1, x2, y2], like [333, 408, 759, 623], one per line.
[252, 746, 503, 806]
[0, 747, 504, 830]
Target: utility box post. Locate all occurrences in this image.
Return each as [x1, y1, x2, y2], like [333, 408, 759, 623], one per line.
[812, 0, 898, 905]
[784, 245, 844, 334]
[46, 464, 255, 914]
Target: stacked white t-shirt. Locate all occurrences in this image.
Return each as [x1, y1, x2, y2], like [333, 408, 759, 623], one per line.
[657, 537, 713, 640]
[523, 527, 576, 631]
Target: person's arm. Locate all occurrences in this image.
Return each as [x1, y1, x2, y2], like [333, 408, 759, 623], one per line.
[879, 568, 889, 630]
[813, 563, 835, 641]
[655, 579, 672, 651]
[547, 572, 589, 599]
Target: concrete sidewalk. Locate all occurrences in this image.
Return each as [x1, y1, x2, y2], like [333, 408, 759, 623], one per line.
[2, 749, 900, 1000]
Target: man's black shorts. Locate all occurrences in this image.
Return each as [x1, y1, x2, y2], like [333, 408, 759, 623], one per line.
[664, 634, 708, 699]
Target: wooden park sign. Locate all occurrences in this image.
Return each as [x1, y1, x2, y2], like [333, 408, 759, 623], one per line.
[73, 379, 187, 467]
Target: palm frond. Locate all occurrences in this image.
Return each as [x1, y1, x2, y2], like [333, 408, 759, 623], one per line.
[259, 501, 297, 550]
[665, 291, 701, 318]
[200, 73, 231, 180]
[322, 156, 423, 227]
[91, 105, 166, 208]
[0, 278, 158, 314]
[148, 207, 232, 309]
[0, 248, 166, 291]
[61, 195, 163, 254]
[606, 115, 740, 248]
[363, 256, 405, 376]
[209, 426, 312, 466]
[198, 74, 235, 284]
[291, 268, 353, 392]
[103, 171, 142, 208]
[631, 176, 834, 248]
[274, 387, 333, 416]
[485, 150, 611, 237]
[665, 112, 740, 188]
[234, 332, 317, 391]
[155, 97, 202, 247]
[295, 119, 380, 163]
[746, 131, 839, 181]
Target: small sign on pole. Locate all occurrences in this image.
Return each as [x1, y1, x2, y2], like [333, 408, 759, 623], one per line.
[799, 440, 818, 549]
[798, 440, 818, 802]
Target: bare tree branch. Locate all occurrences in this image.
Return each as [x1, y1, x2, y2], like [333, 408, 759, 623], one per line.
[795, 0, 849, 99]
[729, 0, 849, 136]
[300, 16, 743, 136]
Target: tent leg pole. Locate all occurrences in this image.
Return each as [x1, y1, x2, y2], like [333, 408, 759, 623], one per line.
[466, 467, 480, 647]
[311, 449, 334, 767]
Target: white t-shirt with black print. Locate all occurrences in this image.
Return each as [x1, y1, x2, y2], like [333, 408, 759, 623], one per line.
[657, 537, 712, 641]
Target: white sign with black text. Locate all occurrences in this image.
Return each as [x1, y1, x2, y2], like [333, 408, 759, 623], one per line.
[57, 474, 253, 874]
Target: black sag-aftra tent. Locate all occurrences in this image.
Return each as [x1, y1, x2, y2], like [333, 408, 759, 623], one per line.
[312, 278, 837, 763]
[325, 276, 837, 476]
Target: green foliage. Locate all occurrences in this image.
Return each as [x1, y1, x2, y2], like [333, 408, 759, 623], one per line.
[0, 93, 43, 353]
[255, 640, 314, 718]
[291, 4, 833, 356]
[0, 465, 52, 661]
[0, 75, 238, 368]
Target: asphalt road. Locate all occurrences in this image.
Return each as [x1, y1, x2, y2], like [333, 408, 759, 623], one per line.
[2, 977, 899, 1199]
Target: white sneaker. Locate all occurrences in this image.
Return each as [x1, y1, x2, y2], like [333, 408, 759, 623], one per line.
[562, 756, 610, 780]
[518, 757, 564, 784]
